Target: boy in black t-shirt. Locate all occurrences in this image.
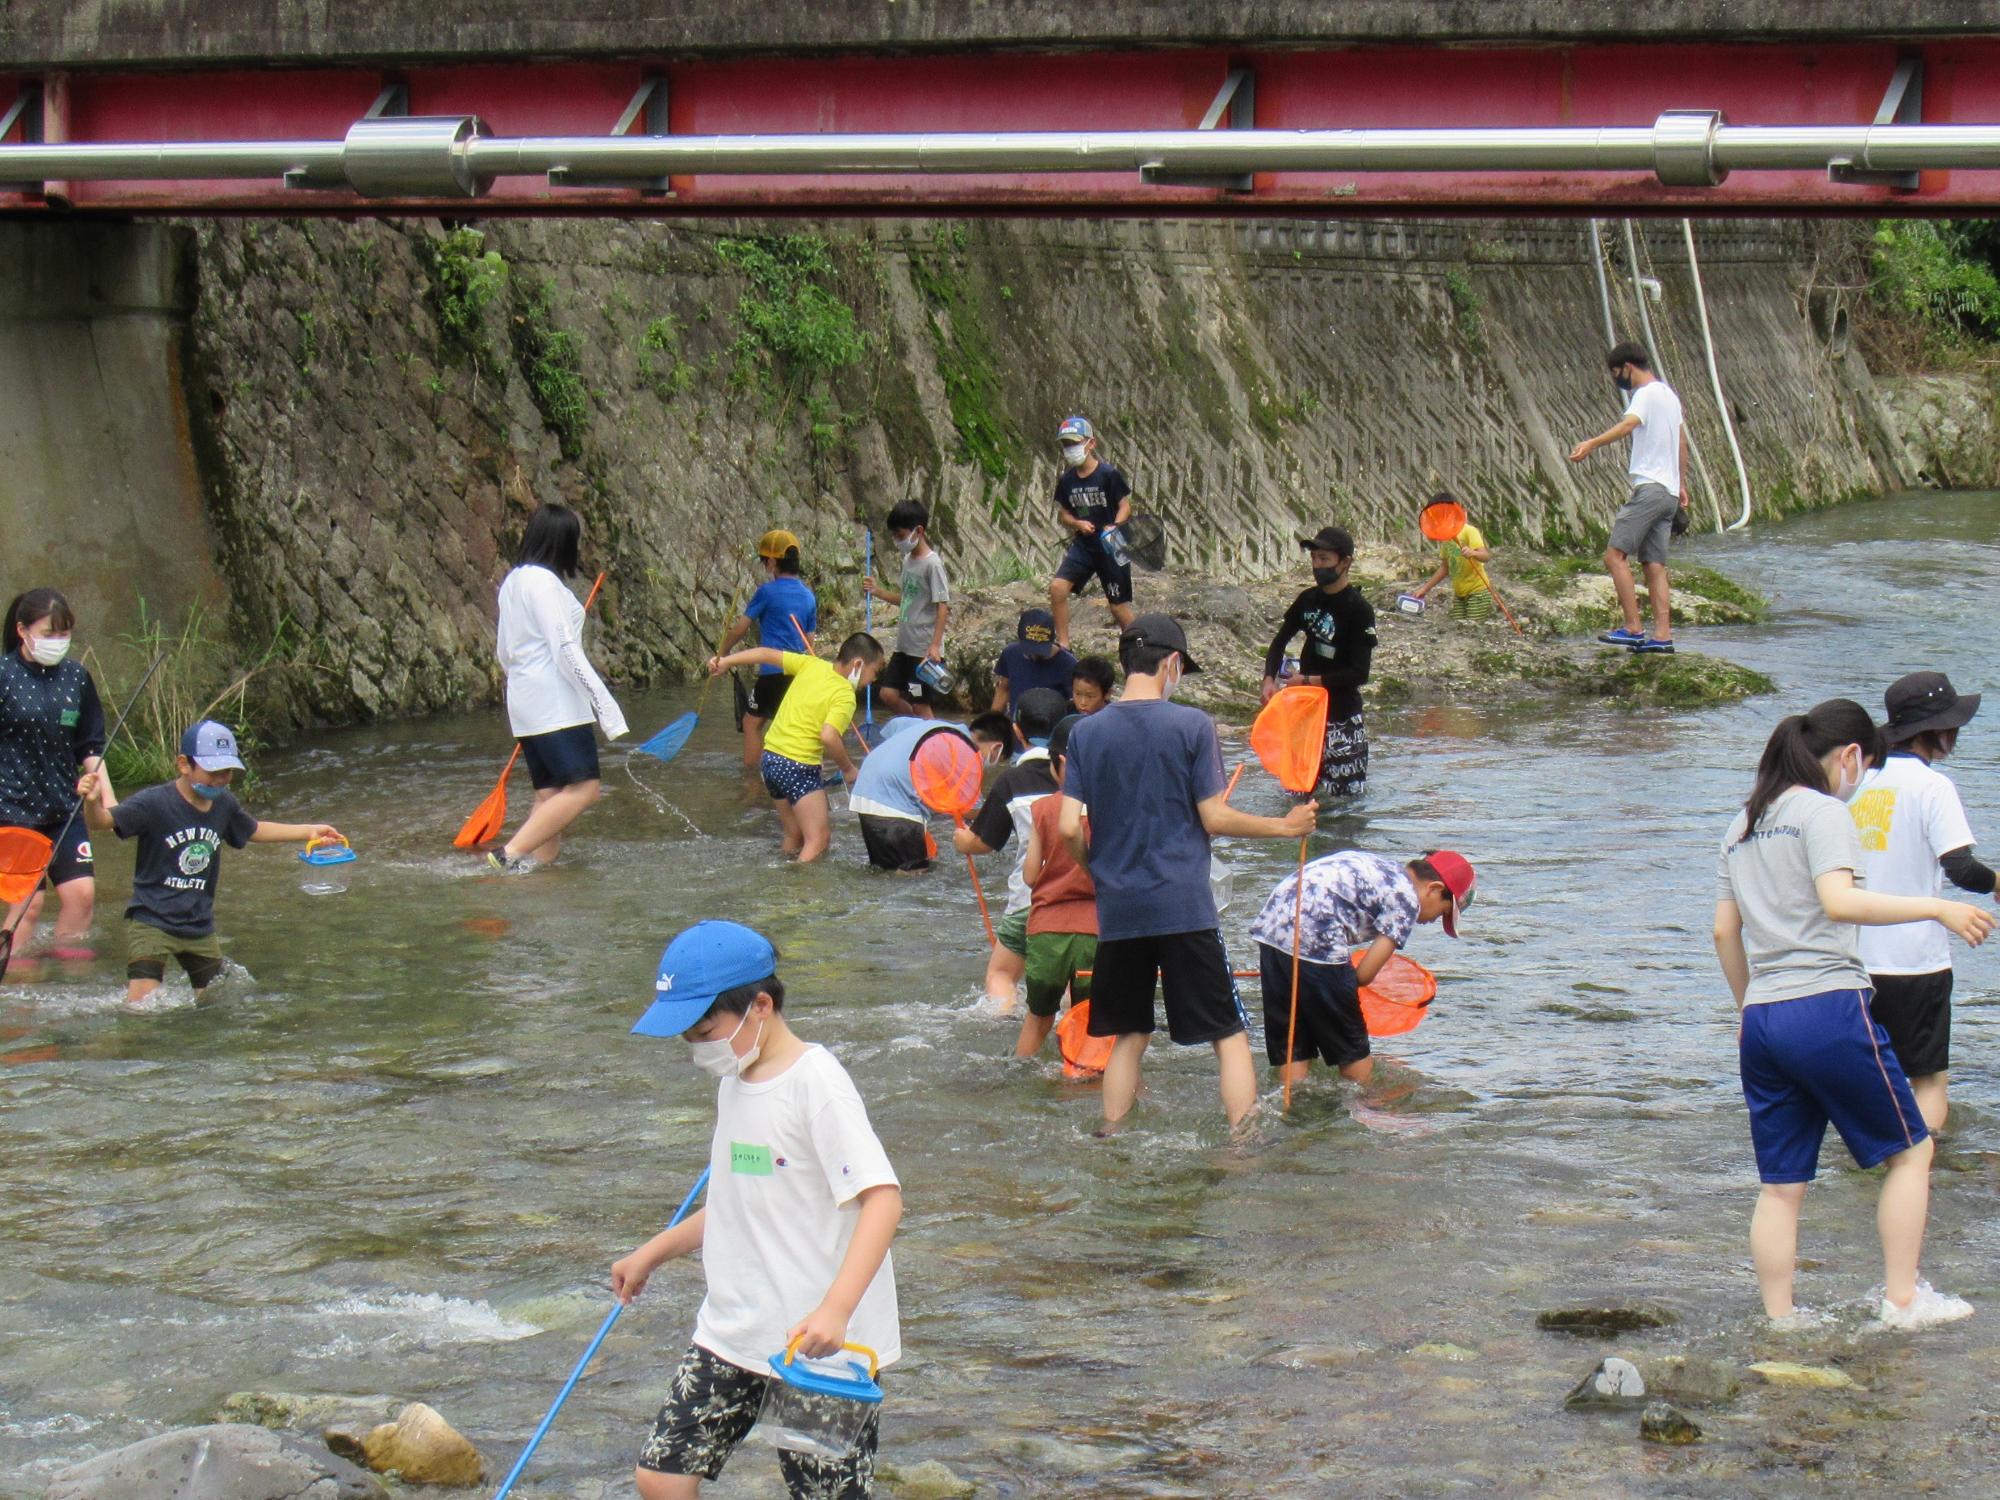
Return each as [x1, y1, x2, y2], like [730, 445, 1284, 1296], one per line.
[78, 719, 339, 1005]
[1262, 526, 1378, 798]
[1048, 415, 1137, 650]
[953, 692, 1066, 1005]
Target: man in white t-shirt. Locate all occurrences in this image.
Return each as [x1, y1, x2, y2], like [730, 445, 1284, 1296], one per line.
[1567, 341, 1691, 654]
[1852, 671, 1995, 1133]
[614, 921, 902, 1499]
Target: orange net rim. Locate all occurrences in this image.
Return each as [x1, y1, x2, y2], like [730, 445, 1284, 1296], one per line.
[910, 731, 984, 818]
[1249, 684, 1330, 795]
[1421, 501, 1468, 542]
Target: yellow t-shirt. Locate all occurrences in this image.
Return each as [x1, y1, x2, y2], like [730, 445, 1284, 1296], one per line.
[1442, 524, 1491, 598]
[763, 652, 857, 766]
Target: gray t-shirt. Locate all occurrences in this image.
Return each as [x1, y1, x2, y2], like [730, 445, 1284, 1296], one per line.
[894, 550, 950, 658]
[1717, 785, 1869, 1006]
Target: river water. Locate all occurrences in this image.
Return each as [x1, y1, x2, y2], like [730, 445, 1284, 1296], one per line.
[3, 490, 1997, 1498]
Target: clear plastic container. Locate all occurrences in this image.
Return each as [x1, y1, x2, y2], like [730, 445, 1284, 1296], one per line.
[758, 1343, 882, 1460]
[1209, 857, 1234, 914]
[1100, 524, 1132, 568]
[297, 835, 356, 895]
[914, 659, 957, 696]
[1396, 592, 1427, 616]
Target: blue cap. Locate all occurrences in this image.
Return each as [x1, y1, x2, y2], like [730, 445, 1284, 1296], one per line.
[1057, 415, 1093, 441]
[633, 920, 777, 1038]
[180, 719, 246, 772]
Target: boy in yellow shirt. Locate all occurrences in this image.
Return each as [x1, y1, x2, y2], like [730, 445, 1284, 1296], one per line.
[710, 635, 885, 863]
[1411, 491, 1497, 621]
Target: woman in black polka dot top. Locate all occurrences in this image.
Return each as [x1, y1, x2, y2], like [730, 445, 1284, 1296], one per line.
[1, 588, 111, 960]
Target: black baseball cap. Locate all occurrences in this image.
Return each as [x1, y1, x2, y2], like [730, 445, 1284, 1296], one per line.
[1017, 608, 1059, 659]
[1119, 612, 1201, 673]
[1297, 525, 1354, 557]
[1882, 671, 1981, 744]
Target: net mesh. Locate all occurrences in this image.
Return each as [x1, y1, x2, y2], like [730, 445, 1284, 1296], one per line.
[910, 731, 984, 819]
[1249, 685, 1330, 795]
[1355, 952, 1438, 1038]
[1121, 512, 1167, 571]
[0, 827, 55, 904]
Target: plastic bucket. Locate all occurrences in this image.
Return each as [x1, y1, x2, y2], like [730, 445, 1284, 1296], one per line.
[297, 835, 356, 895]
[759, 1342, 882, 1460]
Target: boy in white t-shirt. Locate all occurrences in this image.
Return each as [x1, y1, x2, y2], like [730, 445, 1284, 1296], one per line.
[613, 921, 902, 1500]
[1852, 672, 1996, 1133]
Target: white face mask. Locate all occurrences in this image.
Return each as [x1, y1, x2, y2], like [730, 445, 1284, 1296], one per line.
[1160, 657, 1183, 701]
[28, 635, 70, 667]
[1831, 746, 1866, 803]
[1062, 443, 1089, 467]
[689, 1011, 764, 1079]
[847, 666, 865, 688]
[893, 534, 918, 556]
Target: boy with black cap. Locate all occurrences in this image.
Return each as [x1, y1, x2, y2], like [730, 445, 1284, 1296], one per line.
[1851, 671, 1995, 1133]
[1262, 525, 1378, 798]
[1251, 849, 1475, 1089]
[616, 919, 901, 1500]
[1060, 614, 1317, 1132]
[1048, 416, 1137, 649]
[718, 529, 820, 767]
[77, 719, 341, 1006]
[990, 608, 1077, 719]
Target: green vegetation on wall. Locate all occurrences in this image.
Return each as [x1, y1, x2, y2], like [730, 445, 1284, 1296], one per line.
[1870, 221, 2000, 348]
[510, 275, 590, 460]
[906, 224, 1028, 516]
[417, 226, 509, 359]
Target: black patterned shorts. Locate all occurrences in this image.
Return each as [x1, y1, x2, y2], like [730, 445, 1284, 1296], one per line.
[639, 1342, 880, 1499]
[1316, 712, 1369, 798]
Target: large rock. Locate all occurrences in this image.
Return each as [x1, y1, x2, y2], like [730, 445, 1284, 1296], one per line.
[328, 1402, 487, 1487]
[43, 1424, 386, 1500]
[1565, 1355, 1648, 1409]
[1639, 1401, 1702, 1445]
[1637, 1355, 1741, 1407]
[215, 1392, 399, 1433]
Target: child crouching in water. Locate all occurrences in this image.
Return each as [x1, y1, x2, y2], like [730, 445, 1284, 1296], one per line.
[616, 921, 902, 1499]
[1016, 714, 1095, 1058]
[1715, 699, 1991, 1329]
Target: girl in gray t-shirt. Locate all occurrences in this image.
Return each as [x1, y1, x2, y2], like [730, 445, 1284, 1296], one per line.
[1715, 699, 1991, 1331]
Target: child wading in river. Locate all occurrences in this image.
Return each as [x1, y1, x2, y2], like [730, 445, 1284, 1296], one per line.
[617, 920, 902, 1500]
[1262, 526, 1376, 799]
[1714, 699, 1991, 1328]
[1016, 713, 1095, 1058]
[77, 720, 340, 1006]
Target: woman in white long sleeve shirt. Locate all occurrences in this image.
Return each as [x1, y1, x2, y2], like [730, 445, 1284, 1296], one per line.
[489, 504, 628, 870]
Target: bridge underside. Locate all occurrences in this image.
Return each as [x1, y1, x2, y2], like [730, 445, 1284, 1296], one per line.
[4, 37, 2000, 216]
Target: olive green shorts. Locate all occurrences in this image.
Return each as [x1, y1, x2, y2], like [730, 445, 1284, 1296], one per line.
[995, 905, 1030, 957]
[125, 919, 225, 988]
[1024, 930, 1096, 1018]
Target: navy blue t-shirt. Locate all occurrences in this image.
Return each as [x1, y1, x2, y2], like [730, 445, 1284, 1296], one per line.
[1053, 462, 1131, 544]
[0, 654, 106, 826]
[1061, 698, 1224, 941]
[993, 641, 1077, 716]
[112, 781, 258, 937]
[743, 577, 819, 675]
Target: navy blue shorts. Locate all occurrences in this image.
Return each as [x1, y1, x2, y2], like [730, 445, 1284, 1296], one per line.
[1257, 942, 1369, 1067]
[760, 751, 825, 805]
[519, 724, 600, 790]
[1739, 987, 1928, 1184]
[1053, 538, 1133, 605]
[29, 817, 94, 887]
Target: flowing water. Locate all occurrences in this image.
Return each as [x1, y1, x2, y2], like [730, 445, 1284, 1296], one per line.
[4, 491, 1999, 1498]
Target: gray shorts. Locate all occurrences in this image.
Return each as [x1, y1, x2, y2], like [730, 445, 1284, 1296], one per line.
[1608, 481, 1680, 566]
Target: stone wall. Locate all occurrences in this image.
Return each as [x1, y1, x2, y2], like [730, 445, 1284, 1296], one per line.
[1875, 373, 2000, 490]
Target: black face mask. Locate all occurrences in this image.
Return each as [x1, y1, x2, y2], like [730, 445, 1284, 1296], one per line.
[1313, 564, 1345, 587]
[1613, 370, 1633, 392]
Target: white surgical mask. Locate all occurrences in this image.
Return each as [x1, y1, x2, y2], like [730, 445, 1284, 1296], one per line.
[1832, 746, 1866, 803]
[1062, 443, 1088, 467]
[847, 666, 865, 688]
[1160, 658, 1183, 701]
[689, 1011, 764, 1079]
[28, 635, 70, 667]
[893, 534, 918, 556]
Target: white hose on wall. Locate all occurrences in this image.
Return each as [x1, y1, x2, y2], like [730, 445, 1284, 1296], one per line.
[1681, 218, 1756, 531]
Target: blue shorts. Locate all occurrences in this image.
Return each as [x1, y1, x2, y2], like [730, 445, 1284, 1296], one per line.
[1739, 987, 1928, 1184]
[760, 751, 824, 806]
[1053, 538, 1133, 605]
[519, 724, 600, 790]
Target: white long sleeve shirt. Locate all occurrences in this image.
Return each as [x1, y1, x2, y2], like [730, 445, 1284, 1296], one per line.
[495, 565, 628, 740]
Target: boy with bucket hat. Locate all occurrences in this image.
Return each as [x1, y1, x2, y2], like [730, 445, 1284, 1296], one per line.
[717, 529, 819, 767]
[615, 920, 902, 1500]
[75, 720, 341, 1006]
[1851, 671, 1995, 1133]
[1048, 415, 1137, 649]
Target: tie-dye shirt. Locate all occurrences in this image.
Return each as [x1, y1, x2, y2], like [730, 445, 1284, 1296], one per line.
[1250, 851, 1418, 963]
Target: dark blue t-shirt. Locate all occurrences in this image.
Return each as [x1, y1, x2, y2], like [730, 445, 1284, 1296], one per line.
[1061, 699, 1224, 941]
[993, 641, 1077, 717]
[744, 578, 819, 675]
[1053, 462, 1131, 546]
[0, 654, 106, 826]
[112, 781, 258, 937]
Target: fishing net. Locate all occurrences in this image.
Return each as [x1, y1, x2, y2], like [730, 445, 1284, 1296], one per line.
[1249, 685, 1329, 795]
[1056, 999, 1113, 1078]
[910, 730, 984, 820]
[1356, 952, 1438, 1037]
[1120, 511, 1167, 572]
[1420, 500, 1468, 542]
[0, 827, 55, 904]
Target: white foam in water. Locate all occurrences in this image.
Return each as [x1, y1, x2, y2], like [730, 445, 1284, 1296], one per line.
[310, 1291, 541, 1346]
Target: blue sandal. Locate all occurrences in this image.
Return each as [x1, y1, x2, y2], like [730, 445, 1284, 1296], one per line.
[1598, 627, 1647, 648]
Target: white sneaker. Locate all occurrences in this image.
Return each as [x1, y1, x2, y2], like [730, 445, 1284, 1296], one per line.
[1879, 1280, 1975, 1330]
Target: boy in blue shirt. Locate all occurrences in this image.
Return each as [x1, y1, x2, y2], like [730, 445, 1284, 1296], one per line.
[850, 715, 1012, 873]
[719, 530, 819, 767]
[989, 608, 1077, 720]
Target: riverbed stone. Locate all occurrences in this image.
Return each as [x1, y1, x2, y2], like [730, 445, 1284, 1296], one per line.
[1637, 1355, 1742, 1406]
[329, 1402, 486, 1486]
[1538, 1304, 1679, 1337]
[43, 1423, 386, 1500]
[879, 1458, 978, 1498]
[1639, 1401, 1702, 1445]
[1565, 1355, 1648, 1409]
[216, 1392, 399, 1432]
[1749, 1361, 1862, 1391]
[1410, 1341, 1480, 1362]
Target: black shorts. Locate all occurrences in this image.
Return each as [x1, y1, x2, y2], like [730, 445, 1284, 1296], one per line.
[519, 723, 600, 790]
[1257, 942, 1370, 1067]
[747, 672, 792, 721]
[26, 817, 94, 888]
[1053, 538, 1134, 606]
[1868, 969, 1953, 1077]
[859, 814, 932, 872]
[882, 651, 931, 703]
[1087, 928, 1245, 1045]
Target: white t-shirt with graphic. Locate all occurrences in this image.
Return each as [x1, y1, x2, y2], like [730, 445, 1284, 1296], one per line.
[1852, 752, 1977, 976]
[693, 1044, 901, 1374]
[1625, 379, 1683, 493]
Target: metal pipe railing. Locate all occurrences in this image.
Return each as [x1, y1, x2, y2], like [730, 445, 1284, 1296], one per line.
[0, 114, 1996, 197]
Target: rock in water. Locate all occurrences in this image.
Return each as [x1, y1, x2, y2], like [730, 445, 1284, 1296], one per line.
[1565, 1355, 1648, 1409]
[217, 1392, 399, 1433]
[351, 1402, 487, 1487]
[43, 1424, 386, 1500]
[1537, 1304, 1678, 1337]
[878, 1459, 978, 1499]
[1639, 1401, 1702, 1445]
[1637, 1355, 1742, 1406]
[1749, 1361, 1862, 1391]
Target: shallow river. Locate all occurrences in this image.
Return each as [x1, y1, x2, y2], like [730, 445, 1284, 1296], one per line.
[4, 491, 1999, 1498]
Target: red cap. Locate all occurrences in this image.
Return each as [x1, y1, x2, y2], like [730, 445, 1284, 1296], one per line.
[1427, 850, 1476, 938]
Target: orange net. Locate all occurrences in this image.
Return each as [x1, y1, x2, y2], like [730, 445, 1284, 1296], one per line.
[911, 731, 984, 819]
[1056, 999, 1113, 1078]
[1250, 685, 1329, 795]
[1355, 952, 1439, 1037]
[1421, 500, 1468, 542]
[0, 827, 55, 905]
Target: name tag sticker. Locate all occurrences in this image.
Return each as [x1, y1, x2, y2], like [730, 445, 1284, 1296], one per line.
[60, 709, 78, 727]
[730, 1141, 774, 1176]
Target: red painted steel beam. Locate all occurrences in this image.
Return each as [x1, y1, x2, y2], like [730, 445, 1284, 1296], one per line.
[4, 40, 2000, 215]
